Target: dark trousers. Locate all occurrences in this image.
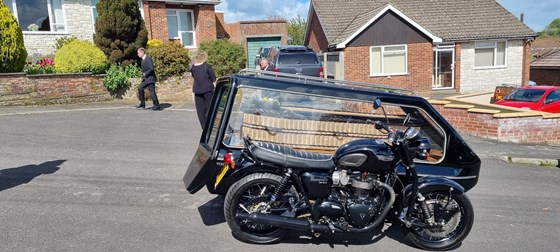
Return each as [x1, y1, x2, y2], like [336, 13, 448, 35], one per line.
[138, 82, 159, 107]
[195, 91, 213, 128]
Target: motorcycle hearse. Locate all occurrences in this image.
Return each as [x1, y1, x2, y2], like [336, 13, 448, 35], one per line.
[183, 69, 481, 250]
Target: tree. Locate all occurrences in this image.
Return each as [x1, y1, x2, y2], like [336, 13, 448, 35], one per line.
[540, 18, 560, 37]
[288, 15, 307, 45]
[0, 1, 27, 73]
[93, 0, 148, 66]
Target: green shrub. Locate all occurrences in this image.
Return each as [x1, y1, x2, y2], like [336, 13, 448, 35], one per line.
[0, 2, 27, 73]
[93, 0, 148, 66]
[147, 39, 163, 48]
[54, 36, 78, 51]
[199, 39, 246, 77]
[103, 64, 139, 91]
[148, 42, 191, 80]
[54, 40, 107, 74]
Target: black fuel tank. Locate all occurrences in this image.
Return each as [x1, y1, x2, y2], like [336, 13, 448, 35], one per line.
[334, 139, 395, 172]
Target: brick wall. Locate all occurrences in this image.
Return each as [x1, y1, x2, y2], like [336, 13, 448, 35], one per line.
[194, 4, 217, 46]
[343, 42, 433, 96]
[530, 68, 560, 85]
[521, 40, 532, 86]
[306, 8, 329, 53]
[143, 1, 168, 42]
[0, 74, 196, 106]
[433, 104, 560, 145]
[0, 74, 111, 106]
[239, 21, 288, 46]
[215, 12, 227, 39]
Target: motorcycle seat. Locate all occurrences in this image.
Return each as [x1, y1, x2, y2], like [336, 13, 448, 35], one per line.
[249, 142, 334, 170]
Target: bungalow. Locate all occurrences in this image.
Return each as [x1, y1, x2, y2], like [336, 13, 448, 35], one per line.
[531, 37, 560, 86]
[305, 0, 537, 96]
[2, 0, 221, 55]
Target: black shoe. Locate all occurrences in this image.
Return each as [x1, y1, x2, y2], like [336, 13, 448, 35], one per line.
[135, 104, 145, 109]
[151, 106, 162, 111]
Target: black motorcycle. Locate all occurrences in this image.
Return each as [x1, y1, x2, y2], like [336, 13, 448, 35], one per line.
[223, 99, 474, 250]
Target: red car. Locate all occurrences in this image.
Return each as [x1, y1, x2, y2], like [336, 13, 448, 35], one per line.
[495, 86, 560, 113]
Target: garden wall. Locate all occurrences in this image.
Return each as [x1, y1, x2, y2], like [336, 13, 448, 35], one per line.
[0, 74, 195, 106]
[432, 104, 560, 145]
[0, 73, 111, 106]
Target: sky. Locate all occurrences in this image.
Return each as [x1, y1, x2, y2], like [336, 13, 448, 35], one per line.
[216, 0, 559, 32]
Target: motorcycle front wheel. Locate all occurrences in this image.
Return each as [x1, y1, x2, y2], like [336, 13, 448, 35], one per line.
[402, 192, 474, 251]
[224, 173, 293, 244]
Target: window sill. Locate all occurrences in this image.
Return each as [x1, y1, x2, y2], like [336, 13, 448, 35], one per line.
[473, 66, 508, 70]
[369, 73, 408, 77]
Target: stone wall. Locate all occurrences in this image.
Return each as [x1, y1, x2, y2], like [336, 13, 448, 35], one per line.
[0, 74, 194, 106]
[459, 39, 525, 93]
[0, 73, 111, 106]
[23, 0, 94, 55]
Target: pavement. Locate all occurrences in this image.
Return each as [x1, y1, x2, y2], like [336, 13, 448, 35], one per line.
[0, 101, 558, 168]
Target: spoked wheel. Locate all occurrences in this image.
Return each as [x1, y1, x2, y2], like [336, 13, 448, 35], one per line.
[402, 192, 474, 250]
[224, 173, 295, 244]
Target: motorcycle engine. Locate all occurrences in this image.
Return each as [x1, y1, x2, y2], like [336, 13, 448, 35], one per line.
[330, 170, 383, 228]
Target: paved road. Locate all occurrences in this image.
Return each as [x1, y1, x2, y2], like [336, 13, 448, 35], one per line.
[0, 106, 559, 251]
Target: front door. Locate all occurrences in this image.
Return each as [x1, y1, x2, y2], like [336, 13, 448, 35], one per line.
[433, 48, 455, 89]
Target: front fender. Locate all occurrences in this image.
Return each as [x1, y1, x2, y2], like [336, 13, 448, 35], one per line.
[403, 176, 465, 200]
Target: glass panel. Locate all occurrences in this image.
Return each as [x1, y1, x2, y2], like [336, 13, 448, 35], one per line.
[50, 0, 64, 31]
[207, 85, 231, 147]
[181, 32, 194, 46]
[224, 87, 445, 163]
[438, 50, 454, 88]
[166, 10, 176, 15]
[179, 11, 193, 31]
[17, 0, 50, 31]
[504, 89, 546, 102]
[384, 45, 406, 51]
[384, 51, 406, 73]
[475, 48, 494, 67]
[545, 90, 560, 104]
[496, 41, 506, 66]
[167, 15, 178, 38]
[475, 41, 495, 48]
[277, 53, 319, 64]
[371, 47, 381, 74]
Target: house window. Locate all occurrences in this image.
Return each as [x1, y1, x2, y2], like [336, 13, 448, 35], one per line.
[167, 9, 196, 48]
[4, 0, 66, 32]
[91, 0, 143, 25]
[370, 45, 407, 76]
[474, 41, 506, 68]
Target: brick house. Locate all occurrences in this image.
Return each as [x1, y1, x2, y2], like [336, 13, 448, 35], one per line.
[304, 0, 537, 96]
[2, 0, 220, 55]
[531, 37, 560, 86]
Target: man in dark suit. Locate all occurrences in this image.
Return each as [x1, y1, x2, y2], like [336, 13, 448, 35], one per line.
[259, 58, 274, 71]
[136, 47, 161, 110]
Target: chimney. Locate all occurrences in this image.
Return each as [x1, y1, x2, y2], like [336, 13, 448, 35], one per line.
[520, 12, 524, 23]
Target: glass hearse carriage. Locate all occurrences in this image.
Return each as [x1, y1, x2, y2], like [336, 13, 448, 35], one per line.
[184, 70, 480, 196]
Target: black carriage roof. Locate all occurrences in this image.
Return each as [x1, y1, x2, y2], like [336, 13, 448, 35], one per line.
[227, 69, 428, 108]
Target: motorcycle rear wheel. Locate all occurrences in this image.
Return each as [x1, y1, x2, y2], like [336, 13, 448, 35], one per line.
[224, 173, 292, 244]
[402, 192, 474, 251]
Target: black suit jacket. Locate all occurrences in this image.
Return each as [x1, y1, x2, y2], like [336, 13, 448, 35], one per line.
[141, 55, 157, 84]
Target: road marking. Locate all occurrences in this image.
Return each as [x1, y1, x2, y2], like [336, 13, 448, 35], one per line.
[0, 106, 197, 116]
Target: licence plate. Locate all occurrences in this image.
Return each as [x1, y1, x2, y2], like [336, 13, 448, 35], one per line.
[214, 164, 230, 189]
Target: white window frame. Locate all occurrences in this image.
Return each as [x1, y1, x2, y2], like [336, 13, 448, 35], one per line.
[474, 40, 508, 69]
[91, 0, 143, 33]
[369, 44, 408, 77]
[6, 0, 68, 34]
[167, 9, 196, 48]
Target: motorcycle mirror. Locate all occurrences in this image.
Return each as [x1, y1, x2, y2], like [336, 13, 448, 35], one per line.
[373, 98, 381, 110]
